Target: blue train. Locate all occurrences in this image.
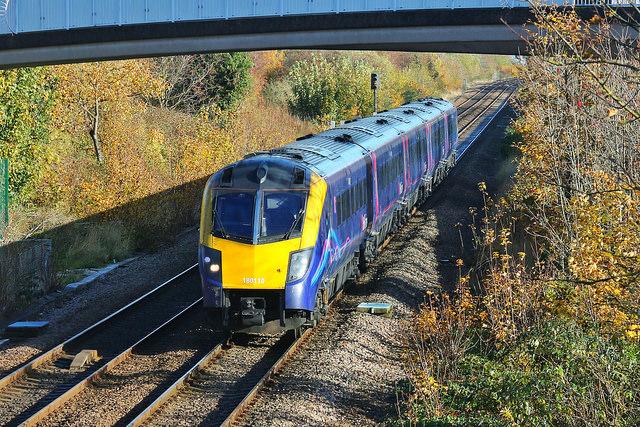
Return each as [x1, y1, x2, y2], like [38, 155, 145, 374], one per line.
[199, 98, 458, 332]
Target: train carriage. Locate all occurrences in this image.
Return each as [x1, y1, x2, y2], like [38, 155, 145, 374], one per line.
[199, 98, 458, 332]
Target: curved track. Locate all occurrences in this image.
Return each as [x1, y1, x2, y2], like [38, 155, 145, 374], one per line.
[123, 81, 517, 427]
[0, 81, 516, 426]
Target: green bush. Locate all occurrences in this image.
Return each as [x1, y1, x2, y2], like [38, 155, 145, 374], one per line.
[412, 320, 640, 427]
[0, 68, 55, 202]
[158, 52, 253, 113]
[287, 54, 373, 122]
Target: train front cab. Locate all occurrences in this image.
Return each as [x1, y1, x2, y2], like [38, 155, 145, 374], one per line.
[198, 158, 327, 333]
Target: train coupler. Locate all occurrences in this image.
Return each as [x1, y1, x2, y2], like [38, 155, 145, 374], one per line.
[240, 297, 266, 327]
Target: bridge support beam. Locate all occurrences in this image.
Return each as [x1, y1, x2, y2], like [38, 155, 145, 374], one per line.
[0, 8, 622, 67]
[0, 24, 531, 68]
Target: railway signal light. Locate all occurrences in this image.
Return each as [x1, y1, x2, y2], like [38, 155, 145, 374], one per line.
[371, 73, 380, 114]
[371, 73, 380, 90]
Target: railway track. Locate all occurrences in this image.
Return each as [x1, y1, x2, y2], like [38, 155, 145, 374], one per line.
[119, 82, 517, 427]
[456, 79, 516, 161]
[0, 81, 516, 427]
[30, 302, 224, 427]
[0, 265, 202, 426]
[455, 80, 503, 117]
[126, 295, 342, 427]
[458, 80, 514, 129]
[127, 334, 292, 426]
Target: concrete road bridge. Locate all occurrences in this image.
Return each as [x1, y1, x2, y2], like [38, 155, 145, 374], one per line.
[0, 0, 634, 67]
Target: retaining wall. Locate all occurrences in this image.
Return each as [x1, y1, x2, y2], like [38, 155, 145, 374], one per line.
[0, 239, 52, 315]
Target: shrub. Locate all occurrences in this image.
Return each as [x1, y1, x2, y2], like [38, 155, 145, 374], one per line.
[154, 53, 253, 113]
[433, 320, 640, 427]
[57, 221, 133, 271]
[287, 54, 373, 122]
[0, 67, 55, 202]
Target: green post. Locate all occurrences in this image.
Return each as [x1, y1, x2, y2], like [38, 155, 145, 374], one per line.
[0, 158, 7, 238]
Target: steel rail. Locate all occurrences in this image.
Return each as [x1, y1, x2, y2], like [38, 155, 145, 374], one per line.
[127, 288, 343, 427]
[453, 84, 488, 109]
[126, 339, 227, 427]
[19, 298, 205, 427]
[0, 264, 198, 389]
[458, 83, 512, 135]
[456, 79, 513, 121]
[219, 328, 313, 427]
[456, 86, 515, 162]
[0, 264, 199, 425]
[455, 80, 502, 115]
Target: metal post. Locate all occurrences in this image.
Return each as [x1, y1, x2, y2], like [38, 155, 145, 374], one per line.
[1, 159, 8, 237]
[373, 88, 378, 114]
[3, 159, 7, 227]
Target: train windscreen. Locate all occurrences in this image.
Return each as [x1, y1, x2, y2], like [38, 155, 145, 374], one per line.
[212, 190, 255, 242]
[259, 190, 307, 242]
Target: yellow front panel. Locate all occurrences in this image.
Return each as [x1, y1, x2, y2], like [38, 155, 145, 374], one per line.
[205, 236, 301, 289]
[202, 173, 327, 290]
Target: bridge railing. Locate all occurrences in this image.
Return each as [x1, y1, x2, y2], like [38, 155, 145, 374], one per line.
[0, 0, 633, 35]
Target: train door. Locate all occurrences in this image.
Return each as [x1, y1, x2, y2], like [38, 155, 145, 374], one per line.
[365, 154, 375, 229]
[402, 134, 409, 196]
[444, 115, 450, 155]
[426, 123, 433, 175]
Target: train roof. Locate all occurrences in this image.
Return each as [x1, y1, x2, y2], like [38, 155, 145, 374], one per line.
[243, 97, 455, 179]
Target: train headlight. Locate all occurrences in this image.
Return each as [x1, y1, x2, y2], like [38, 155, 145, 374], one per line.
[287, 248, 313, 283]
[199, 246, 222, 282]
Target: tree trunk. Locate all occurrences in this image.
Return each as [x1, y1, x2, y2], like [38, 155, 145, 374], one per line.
[89, 99, 104, 164]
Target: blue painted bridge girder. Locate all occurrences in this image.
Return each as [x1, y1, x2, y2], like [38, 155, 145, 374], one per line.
[0, 0, 633, 67]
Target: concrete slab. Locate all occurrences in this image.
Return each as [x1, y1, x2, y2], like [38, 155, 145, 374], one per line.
[356, 302, 393, 317]
[65, 257, 138, 293]
[70, 349, 100, 372]
[5, 321, 49, 337]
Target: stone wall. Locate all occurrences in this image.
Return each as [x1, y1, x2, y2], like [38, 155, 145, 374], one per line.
[0, 239, 52, 315]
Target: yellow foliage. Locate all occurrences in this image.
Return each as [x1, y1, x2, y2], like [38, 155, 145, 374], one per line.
[41, 59, 312, 221]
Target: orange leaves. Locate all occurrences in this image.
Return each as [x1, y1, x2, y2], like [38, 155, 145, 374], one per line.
[566, 179, 640, 336]
[52, 60, 166, 138]
[44, 62, 310, 221]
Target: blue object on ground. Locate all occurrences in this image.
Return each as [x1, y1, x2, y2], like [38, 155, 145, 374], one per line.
[5, 321, 50, 338]
[356, 302, 393, 315]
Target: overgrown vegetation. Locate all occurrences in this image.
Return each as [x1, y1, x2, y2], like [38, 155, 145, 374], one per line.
[403, 6, 640, 426]
[0, 51, 511, 280]
[0, 68, 55, 202]
[282, 52, 513, 122]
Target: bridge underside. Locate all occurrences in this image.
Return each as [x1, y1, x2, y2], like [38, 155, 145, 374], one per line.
[0, 8, 603, 68]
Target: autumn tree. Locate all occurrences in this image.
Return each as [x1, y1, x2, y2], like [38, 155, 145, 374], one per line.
[53, 60, 165, 163]
[513, 6, 640, 333]
[153, 53, 253, 114]
[287, 54, 373, 123]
